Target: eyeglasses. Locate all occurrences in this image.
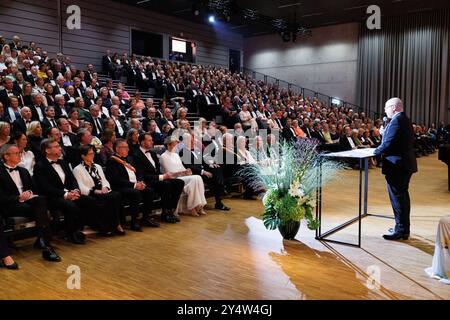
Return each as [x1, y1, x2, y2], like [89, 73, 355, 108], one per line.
[6, 152, 20, 156]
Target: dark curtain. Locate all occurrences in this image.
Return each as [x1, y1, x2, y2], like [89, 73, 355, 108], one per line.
[357, 9, 450, 125]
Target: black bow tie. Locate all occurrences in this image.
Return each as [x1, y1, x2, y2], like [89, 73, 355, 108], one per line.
[145, 150, 152, 154]
[7, 167, 19, 172]
[50, 160, 61, 165]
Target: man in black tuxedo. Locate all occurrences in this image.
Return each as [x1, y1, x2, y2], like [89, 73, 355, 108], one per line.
[0, 144, 61, 262]
[282, 118, 297, 144]
[179, 133, 230, 211]
[339, 126, 357, 151]
[301, 118, 313, 139]
[33, 139, 96, 244]
[73, 77, 85, 98]
[374, 98, 417, 240]
[105, 139, 160, 231]
[198, 88, 221, 121]
[134, 133, 184, 223]
[135, 65, 151, 92]
[102, 50, 114, 78]
[0, 78, 20, 107]
[85, 64, 95, 84]
[157, 107, 176, 132]
[29, 93, 46, 122]
[86, 105, 104, 138]
[110, 105, 127, 138]
[41, 106, 58, 133]
[12, 107, 33, 135]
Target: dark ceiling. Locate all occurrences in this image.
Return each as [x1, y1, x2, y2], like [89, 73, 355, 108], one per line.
[113, 0, 450, 37]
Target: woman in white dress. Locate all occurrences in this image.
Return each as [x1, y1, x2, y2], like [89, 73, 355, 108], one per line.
[12, 132, 35, 175]
[159, 136, 207, 217]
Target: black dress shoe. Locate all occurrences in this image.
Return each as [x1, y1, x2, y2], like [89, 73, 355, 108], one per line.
[33, 237, 48, 250]
[42, 247, 61, 262]
[130, 222, 143, 232]
[0, 259, 19, 270]
[65, 232, 86, 244]
[75, 231, 86, 240]
[215, 203, 231, 211]
[98, 231, 114, 237]
[161, 213, 177, 224]
[243, 195, 256, 200]
[383, 233, 409, 240]
[143, 218, 160, 228]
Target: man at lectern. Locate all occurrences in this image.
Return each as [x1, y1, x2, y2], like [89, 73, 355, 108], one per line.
[374, 98, 417, 240]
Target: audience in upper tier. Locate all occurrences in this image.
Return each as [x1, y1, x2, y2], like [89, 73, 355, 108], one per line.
[0, 35, 447, 270]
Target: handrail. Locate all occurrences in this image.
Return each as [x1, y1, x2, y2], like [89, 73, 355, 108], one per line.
[96, 50, 380, 120]
[242, 67, 380, 120]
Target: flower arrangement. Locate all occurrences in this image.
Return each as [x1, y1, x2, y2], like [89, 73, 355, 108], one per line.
[239, 139, 342, 236]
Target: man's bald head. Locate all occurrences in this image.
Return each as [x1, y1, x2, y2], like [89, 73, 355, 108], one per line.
[385, 98, 404, 118]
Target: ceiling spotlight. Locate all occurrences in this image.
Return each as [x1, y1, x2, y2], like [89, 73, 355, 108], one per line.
[208, 15, 215, 23]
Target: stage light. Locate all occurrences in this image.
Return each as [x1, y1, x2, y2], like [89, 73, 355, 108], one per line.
[208, 15, 215, 23]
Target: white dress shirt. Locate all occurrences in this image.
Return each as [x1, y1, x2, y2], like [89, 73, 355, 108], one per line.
[48, 158, 66, 185]
[347, 136, 356, 149]
[5, 165, 24, 194]
[140, 147, 163, 181]
[61, 133, 73, 147]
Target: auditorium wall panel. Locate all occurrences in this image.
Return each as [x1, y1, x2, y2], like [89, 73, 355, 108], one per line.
[60, 0, 243, 70]
[0, 0, 243, 71]
[0, 0, 59, 56]
[244, 23, 359, 104]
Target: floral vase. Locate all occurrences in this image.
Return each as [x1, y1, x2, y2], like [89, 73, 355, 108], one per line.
[278, 220, 301, 240]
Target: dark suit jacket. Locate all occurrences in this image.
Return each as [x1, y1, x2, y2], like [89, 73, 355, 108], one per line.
[29, 105, 46, 122]
[0, 165, 37, 206]
[339, 136, 355, 151]
[33, 158, 80, 198]
[282, 127, 296, 143]
[301, 125, 313, 139]
[0, 89, 20, 107]
[374, 112, 418, 175]
[12, 118, 29, 135]
[41, 117, 58, 133]
[85, 115, 104, 137]
[311, 130, 325, 144]
[133, 149, 163, 185]
[105, 156, 143, 190]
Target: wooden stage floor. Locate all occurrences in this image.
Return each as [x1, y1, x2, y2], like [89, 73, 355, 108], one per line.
[1, 153, 449, 300]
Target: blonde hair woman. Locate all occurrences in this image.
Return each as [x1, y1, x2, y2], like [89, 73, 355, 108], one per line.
[0, 121, 11, 147]
[26, 121, 43, 160]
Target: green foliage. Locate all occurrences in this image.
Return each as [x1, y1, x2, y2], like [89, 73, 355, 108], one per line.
[239, 139, 343, 232]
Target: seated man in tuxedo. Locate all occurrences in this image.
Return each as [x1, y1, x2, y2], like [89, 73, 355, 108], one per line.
[41, 106, 58, 133]
[105, 139, 160, 231]
[0, 78, 20, 107]
[179, 133, 230, 211]
[148, 120, 165, 146]
[85, 105, 104, 138]
[110, 105, 127, 138]
[33, 138, 96, 244]
[282, 118, 297, 144]
[339, 126, 357, 151]
[30, 93, 46, 122]
[134, 133, 184, 223]
[0, 144, 61, 262]
[12, 106, 33, 134]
